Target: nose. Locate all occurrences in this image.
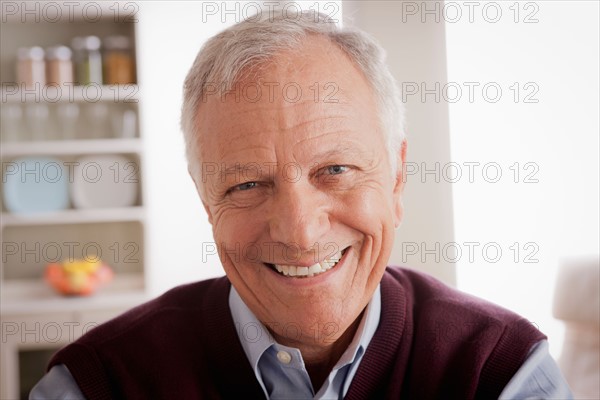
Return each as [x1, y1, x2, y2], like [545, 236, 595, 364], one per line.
[268, 183, 330, 252]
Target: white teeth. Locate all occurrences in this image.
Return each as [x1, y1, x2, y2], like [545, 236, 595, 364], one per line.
[323, 251, 342, 264]
[308, 264, 321, 275]
[272, 249, 345, 278]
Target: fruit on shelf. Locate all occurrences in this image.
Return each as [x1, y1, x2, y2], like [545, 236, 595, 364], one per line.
[45, 259, 114, 296]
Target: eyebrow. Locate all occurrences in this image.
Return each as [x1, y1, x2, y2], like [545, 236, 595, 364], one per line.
[309, 144, 370, 162]
[216, 142, 372, 182]
[219, 162, 274, 182]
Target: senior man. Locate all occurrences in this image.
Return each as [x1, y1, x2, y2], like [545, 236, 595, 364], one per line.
[31, 10, 571, 400]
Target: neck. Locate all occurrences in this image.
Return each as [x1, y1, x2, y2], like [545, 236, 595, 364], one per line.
[270, 311, 364, 392]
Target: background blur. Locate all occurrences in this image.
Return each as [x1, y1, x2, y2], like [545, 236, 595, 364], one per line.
[1, 1, 598, 398]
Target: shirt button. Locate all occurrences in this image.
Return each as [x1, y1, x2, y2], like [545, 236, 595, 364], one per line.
[276, 350, 292, 364]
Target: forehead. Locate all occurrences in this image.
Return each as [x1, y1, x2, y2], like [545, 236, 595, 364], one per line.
[195, 36, 381, 161]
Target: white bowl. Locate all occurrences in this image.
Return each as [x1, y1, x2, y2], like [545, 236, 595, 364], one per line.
[71, 155, 138, 209]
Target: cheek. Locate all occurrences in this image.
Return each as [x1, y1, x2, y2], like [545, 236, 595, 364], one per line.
[334, 183, 396, 232]
[211, 207, 265, 254]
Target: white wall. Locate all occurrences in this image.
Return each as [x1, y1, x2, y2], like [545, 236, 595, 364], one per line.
[445, 1, 599, 358]
[137, 2, 231, 295]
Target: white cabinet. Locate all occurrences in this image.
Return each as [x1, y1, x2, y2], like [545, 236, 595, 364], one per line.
[1, 309, 130, 399]
[1, 3, 150, 398]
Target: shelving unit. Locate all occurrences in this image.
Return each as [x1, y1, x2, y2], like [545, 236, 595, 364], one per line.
[1, 4, 149, 398]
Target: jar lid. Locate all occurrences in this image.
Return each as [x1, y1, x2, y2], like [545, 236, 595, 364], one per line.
[46, 46, 72, 61]
[103, 35, 131, 50]
[17, 46, 45, 61]
[72, 36, 101, 51]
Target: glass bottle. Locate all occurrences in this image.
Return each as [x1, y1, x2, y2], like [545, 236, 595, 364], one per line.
[16, 46, 46, 89]
[0, 104, 23, 142]
[72, 36, 103, 85]
[46, 45, 73, 86]
[103, 35, 135, 85]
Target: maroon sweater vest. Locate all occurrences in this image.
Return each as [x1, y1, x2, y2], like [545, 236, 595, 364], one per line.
[49, 267, 545, 399]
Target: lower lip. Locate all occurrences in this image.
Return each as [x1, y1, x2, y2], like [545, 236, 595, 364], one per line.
[265, 248, 350, 287]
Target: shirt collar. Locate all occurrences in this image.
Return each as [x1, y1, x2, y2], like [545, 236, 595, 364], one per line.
[228, 284, 382, 376]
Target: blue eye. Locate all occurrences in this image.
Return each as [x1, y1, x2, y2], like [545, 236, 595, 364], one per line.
[235, 182, 257, 191]
[326, 165, 348, 175]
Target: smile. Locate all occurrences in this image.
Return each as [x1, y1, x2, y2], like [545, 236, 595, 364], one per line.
[267, 248, 347, 278]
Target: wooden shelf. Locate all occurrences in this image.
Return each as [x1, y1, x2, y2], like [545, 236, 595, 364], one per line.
[0, 138, 142, 157]
[1, 274, 148, 315]
[0, 206, 145, 227]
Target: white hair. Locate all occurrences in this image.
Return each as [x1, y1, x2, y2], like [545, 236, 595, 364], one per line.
[181, 9, 405, 177]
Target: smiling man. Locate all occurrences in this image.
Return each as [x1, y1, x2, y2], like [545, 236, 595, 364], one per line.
[192, 33, 400, 394]
[31, 9, 572, 400]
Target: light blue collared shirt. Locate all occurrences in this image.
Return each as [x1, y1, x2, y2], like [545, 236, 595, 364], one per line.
[228, 285, 381, 399]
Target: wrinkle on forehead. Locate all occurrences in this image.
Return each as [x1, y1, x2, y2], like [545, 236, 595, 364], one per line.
[206, 100, 354, 136]
[195, 34, 382, 164]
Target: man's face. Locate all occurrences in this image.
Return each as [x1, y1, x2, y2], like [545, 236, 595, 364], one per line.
[193, 37, 406, 347]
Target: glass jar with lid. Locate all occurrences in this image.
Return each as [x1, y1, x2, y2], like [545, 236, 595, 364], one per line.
[16, 46, 46, 89]
[103, 35, 135, 85]
[72, 36, 103, 85]
[46, 45, 73, 86]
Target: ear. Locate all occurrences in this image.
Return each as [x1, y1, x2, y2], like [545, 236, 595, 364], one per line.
[392, 140, 408, 228]
[188, 168, 214, 225]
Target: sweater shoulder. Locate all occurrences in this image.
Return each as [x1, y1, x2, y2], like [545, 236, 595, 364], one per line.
[69, 276, 230, 347]
[384, 265, 538, 328]
[47, 276, 237, 398]
[381, 266, 545, 398]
